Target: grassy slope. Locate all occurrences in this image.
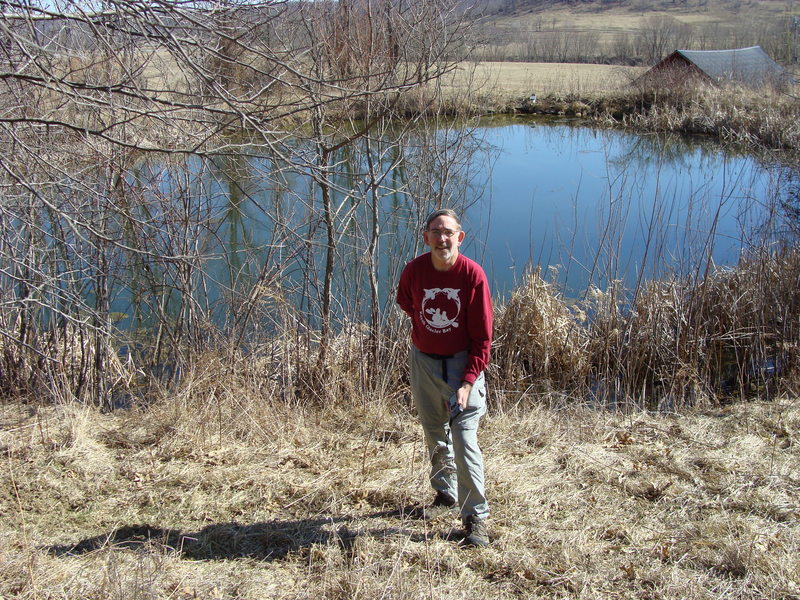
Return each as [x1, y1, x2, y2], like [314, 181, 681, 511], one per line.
[442, 61, 645, 100]
[444, 0, 798, 102]
[2, 390, 798, 599]
[477, 0, 792, 38]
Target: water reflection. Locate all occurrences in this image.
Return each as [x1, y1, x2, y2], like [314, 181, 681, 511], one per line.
[465, 121, 788, 297]
[113, 121, 790, 336]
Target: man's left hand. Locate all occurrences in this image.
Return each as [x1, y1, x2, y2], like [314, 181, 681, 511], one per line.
[457, 381, 473, 409]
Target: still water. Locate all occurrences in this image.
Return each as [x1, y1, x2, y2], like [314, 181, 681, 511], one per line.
[115, 120, 790, 332]
[461, 121, 786, 297]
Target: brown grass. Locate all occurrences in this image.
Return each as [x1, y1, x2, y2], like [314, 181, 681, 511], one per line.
[1, 380, 798, 599]
[471, 0, 795, 65]
[483, 0, 788, 37]
[442, 62, 645, 100]
[492, 269, 589, 391]
[491, 249, 800, 410]
[439, 61, 800, 155]
[617, 82, 800, 151]
[2, 8, 799, 593]
[2, 247, 800, 598]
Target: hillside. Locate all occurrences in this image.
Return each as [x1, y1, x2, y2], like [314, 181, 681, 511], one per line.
[471, 0, 793, 18]
[469, 0, 794, 21]
[465, 0, 800, 65]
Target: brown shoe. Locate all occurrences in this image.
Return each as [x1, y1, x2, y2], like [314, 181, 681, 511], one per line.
[460, 515, 490, 547]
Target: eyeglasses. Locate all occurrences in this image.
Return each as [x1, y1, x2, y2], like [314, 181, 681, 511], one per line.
[426, 228, 461, 238]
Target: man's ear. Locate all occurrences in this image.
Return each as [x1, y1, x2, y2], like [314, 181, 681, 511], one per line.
[457, 230, 465, 244]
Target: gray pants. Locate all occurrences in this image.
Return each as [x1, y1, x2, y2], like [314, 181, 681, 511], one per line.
[410, 347, 489, 521]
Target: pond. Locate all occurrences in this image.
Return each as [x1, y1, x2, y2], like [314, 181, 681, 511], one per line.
[111, 118, 792, 334]
[461, 120, 789, 298]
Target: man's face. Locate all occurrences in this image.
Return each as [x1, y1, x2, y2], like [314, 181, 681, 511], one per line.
[423, 215, 465, 266]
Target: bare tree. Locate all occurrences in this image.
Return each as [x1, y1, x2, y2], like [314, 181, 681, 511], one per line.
[638, 15, 693, 65]
[0, 0, 471, 403]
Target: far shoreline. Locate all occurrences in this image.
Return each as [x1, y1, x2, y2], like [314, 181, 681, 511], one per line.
[436, 61, 800, 154]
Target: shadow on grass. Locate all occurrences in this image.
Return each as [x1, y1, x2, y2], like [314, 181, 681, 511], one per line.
[46, 506, 460, 561]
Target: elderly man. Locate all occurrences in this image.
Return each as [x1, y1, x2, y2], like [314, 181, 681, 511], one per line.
[396, 208, 492, 547]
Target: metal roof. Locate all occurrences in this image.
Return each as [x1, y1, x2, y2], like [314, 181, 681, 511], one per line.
[673, 46, 789, 86]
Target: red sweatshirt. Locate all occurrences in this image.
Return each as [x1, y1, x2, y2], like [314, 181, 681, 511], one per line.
[397, 252, 492, 384]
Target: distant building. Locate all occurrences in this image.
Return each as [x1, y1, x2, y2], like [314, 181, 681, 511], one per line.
[638, 46, 794, 89]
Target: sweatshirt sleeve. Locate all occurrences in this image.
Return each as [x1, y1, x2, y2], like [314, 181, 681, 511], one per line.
[396, 264, 414, 317]
[463, 269, 493, 384]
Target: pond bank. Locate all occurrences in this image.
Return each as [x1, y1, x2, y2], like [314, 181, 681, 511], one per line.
[487, 86, 800, 155]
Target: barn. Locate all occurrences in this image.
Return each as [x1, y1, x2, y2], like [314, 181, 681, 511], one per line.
[639, 46, 793, 89]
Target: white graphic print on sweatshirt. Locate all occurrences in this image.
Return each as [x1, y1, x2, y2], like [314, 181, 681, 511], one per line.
[421, 287, 461, 334]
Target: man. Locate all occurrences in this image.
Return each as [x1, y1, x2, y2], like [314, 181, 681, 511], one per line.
[396, 208, 492, 547]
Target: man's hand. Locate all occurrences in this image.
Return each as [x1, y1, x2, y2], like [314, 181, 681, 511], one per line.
[456, 381, 473, 409]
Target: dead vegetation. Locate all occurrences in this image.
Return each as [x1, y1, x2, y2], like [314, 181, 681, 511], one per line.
[438, 60, 800, 155]
[5, 246, 798, 416]
[492, 247, 800, 410]
[614, 82, 800, 152]
[439, 61, 644, 102]
[2, 246, 799, 598]
[469, 0, 799, 67]
[1, 3, 799, 597]
[1, 376, 798, 599]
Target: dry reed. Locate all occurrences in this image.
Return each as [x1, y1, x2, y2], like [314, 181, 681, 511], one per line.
[617, 83, 800, 152]
[490, 248, 800, 410]
[491, 269, 589, 392]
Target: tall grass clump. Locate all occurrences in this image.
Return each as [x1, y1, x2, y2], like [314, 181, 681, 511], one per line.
[619, 246, 800, 407]
[492, 269, 589, 398]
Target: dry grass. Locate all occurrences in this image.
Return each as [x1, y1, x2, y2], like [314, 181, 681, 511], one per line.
[440, 61, 645, 106]
[2, 6, 799, 592]
[441, 62, 800, 154]
[492, 249, 800, 409]
[474, 0, 793, 64]
[619, 82, 800, 151]
[483, 0, 788, 36]
[1, 381, 798, 599]
[492, 269, 589, 390]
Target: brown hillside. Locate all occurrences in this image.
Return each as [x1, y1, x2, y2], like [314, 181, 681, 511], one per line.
[466, 0, 799, 65]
